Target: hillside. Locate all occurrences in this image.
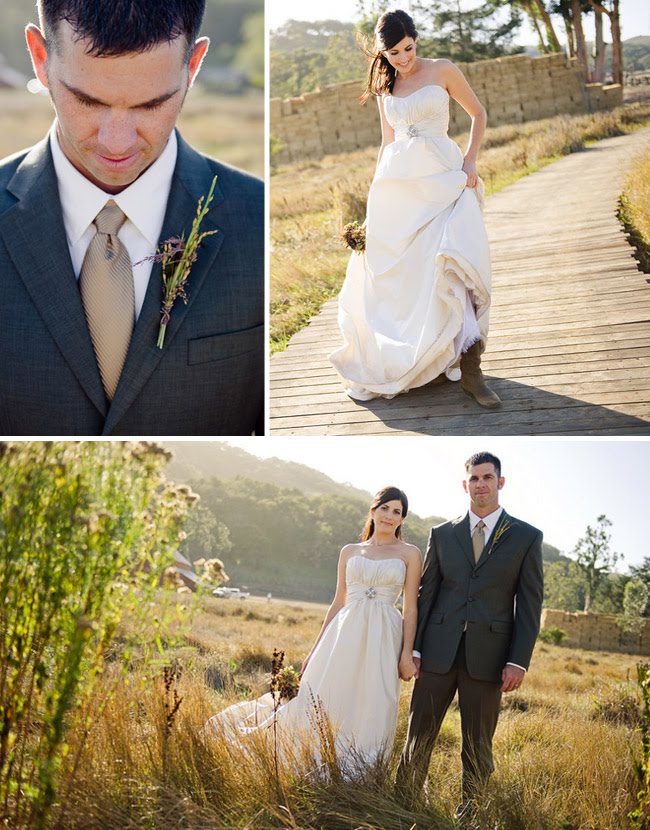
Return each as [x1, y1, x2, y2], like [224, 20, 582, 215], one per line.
[165, 441, 373, 502]
[164, 442, 565, 602]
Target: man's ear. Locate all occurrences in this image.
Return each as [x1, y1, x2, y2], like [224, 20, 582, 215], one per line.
[25, 24, 50, 90]
[188, 37, 209, 88]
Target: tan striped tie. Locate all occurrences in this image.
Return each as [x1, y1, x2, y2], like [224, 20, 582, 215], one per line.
[472, 520, 486, 563]
[80, 201, 134, 400]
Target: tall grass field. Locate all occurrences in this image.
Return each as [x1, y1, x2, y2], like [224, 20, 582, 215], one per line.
[5, 587, 643, 830]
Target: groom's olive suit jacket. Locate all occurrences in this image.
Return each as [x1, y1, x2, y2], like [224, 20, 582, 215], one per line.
[414, 512, 544, 684]
[0, 130, 263, 436]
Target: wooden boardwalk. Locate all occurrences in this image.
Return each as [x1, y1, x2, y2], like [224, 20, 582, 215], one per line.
[270, 127, 650, 435]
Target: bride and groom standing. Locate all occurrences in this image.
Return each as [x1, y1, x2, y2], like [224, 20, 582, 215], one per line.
[210, 451, 544, 822]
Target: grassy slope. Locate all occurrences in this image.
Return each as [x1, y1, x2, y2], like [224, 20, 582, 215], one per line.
[270, 103, 650, 351]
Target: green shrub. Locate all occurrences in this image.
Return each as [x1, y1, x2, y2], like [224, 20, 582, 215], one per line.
[0, 442, 196, 830]
[538, 626, 568, 645]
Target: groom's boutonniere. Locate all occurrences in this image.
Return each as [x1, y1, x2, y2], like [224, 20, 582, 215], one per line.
[138, 176, 218, 348]
[485, 517, 516, 557]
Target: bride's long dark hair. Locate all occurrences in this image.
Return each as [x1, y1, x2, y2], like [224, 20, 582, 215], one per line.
[361, 486, 409, 541]
[360, 10, 418, 104]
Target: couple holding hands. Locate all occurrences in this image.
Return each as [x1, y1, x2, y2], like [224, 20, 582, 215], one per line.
[210, 451, 544, 823]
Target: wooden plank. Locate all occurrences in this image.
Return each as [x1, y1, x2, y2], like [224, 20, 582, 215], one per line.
[270, 127, 650, 435]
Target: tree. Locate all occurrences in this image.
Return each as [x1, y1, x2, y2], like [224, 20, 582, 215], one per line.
[515, 0, 561, 53]
[622, 578, 649, 626]
[544, 560, 585, 611]
[572, 514, 621, 612]
[588, 0, 623, 84]
[356, 0, 525, 62]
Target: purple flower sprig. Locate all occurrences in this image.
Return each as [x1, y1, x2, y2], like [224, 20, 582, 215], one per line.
[138, 175, 218, 349]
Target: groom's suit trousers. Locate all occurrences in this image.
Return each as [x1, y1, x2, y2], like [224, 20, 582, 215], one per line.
[396, 633, 502, 799]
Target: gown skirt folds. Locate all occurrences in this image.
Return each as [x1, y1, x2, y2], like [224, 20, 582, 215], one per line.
[207, 556, 406, 769]
[329, 84, 492, 401]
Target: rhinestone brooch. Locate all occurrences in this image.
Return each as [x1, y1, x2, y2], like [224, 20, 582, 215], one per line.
[406, 125, 418, 138]
[365, 587, 377, 599]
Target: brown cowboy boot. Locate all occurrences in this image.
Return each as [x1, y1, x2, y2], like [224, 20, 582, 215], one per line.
[460, 341, 501, 408]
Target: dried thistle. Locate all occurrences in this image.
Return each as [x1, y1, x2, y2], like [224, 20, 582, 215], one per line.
[341, 221, 366, 252]
[138, 176, 219, 348]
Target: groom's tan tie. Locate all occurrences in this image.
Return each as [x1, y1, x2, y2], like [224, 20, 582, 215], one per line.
[79, 201, 135, 401]
[472, 519, 486, 563]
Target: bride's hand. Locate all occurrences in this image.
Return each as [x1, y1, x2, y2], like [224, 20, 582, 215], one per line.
[462, 158, 479, 189]
[399, 653, 417, 681]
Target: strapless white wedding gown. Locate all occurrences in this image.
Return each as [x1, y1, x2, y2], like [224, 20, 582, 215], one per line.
[329, 84, 492, 400]
[206, 556, 405, 771]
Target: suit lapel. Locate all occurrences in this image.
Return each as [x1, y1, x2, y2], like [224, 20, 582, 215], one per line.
[103, 133, 225, 434]
[453, 513, 475, 567]
[0, 137, 107, 416]
[476, 510, 513, 568]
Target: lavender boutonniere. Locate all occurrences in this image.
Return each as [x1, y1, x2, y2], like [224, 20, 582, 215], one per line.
[138, 175, 218, 349]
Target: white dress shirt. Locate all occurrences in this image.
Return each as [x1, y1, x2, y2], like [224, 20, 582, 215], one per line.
[50, 125, 177, 319]
[414, 506, 526, 672]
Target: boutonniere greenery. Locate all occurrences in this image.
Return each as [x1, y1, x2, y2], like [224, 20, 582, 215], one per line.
[138, 175, 218, 348]
[485, 517, 516, 557]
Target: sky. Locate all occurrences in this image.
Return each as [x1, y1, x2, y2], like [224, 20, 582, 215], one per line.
[268, 0, 649, 45]
[217, 437, 648, 572]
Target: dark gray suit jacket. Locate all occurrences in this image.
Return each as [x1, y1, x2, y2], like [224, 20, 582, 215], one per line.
[0, 130, 263, 435]
[414, 511, 544, 683]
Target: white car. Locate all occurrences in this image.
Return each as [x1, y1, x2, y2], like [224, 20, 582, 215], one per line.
[212, 587, 250, 599]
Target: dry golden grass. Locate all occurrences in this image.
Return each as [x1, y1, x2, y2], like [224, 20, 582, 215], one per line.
[270, 102, 650, 351]
[0, 87, 263, 176]
[620, 146, 650, 273]
[49, 594, 643, 830]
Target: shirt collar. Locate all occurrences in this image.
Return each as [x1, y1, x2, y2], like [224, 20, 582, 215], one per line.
[50, 124, 177, 247]
[469, 507, 503, 535]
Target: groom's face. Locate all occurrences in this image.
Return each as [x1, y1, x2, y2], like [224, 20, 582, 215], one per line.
[463, 462, 504, 515]
[26, 21, 208, 194]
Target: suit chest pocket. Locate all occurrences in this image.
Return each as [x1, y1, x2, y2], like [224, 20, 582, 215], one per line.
[187, 324, 263, 365]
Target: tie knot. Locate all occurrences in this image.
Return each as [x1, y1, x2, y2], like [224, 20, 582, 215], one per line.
[473, 520, 486, 535]
[94, 200, 127, 236]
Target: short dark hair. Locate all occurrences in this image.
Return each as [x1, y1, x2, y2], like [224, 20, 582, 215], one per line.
[38, 0, 206, 59]
[465, 452, 502, 479]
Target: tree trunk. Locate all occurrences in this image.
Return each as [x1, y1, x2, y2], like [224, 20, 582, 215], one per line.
[523, 0, 548, 53]
[531, 0, 562, 52]
[610, 0, 623, 85]
[564, 17, 576, 59]
[593, 8, 605, 82]
[571, 0, 590, 79]
[588, 0, 624, 85]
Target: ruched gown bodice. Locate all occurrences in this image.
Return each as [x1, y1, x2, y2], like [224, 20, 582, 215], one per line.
[330, 85, 491, 400]
[207, 556, 406, 771]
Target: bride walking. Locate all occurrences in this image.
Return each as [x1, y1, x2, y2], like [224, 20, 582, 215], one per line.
[207, 487, 421, 773]
[329, 10, 500, 408]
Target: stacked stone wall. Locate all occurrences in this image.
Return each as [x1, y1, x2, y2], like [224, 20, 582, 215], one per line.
[541, 608, 650, 655]
[271, 53, 623, 165]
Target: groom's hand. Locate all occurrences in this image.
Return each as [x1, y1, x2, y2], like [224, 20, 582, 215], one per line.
[413, 656, 421, 680]
[501, 664, 525, 692]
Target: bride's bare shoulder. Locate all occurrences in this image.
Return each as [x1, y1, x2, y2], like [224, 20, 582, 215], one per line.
[340, 542, 365, 558]
[400, 542, 423, 562]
